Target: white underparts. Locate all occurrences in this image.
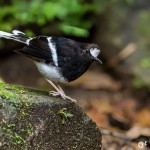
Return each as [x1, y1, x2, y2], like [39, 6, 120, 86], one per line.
[47, 37, 58, 66]
[35, 62, 66, 82]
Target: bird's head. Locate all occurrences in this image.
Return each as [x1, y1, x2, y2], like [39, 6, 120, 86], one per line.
[85, 44, 102, 64]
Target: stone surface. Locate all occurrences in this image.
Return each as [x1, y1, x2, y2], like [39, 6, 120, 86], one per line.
[0, 83, 101, 150]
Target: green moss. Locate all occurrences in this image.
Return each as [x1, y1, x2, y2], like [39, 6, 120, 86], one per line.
[0, 83, 36, 149]
[0, 83, 28, 101]
[0, 83, 48, 99]
[58, 108, 74, 124]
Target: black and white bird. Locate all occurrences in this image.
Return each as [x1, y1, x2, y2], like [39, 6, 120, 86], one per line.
[0, 30, 102, 102]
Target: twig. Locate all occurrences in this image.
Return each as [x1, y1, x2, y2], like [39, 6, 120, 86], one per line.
[107, 43, 137, 66]
[100, 127, 132, 141]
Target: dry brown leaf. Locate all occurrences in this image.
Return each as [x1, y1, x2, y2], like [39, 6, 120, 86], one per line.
[126, 126, 150, 138]
[138, 108, 150, 127]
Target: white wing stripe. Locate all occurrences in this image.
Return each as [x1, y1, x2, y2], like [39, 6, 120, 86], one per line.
[47, 37, 58, 66]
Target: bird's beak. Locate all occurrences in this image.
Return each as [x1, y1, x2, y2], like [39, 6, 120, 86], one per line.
[92, 56, 102, 64]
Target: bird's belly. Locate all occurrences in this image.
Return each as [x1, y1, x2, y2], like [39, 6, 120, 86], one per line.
[35, 62, 67, 82]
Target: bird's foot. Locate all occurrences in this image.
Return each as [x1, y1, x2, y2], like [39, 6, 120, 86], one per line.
[49, 90, 76, 103]
[49, 91, 60, 97]
[46, 79, 76, 102]
[63, 95, 76, 102]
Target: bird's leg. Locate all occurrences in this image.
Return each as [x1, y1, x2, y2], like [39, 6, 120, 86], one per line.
[57, 85, 76, 102]
[46, 79, 65, 98]
[57, 85, 65, 94]
[46, 79, 76, 102]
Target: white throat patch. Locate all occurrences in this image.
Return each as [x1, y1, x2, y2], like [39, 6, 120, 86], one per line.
[90, 48, 100, 58]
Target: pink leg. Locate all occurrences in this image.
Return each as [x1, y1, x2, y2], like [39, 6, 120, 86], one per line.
[46, 79, 76, 102]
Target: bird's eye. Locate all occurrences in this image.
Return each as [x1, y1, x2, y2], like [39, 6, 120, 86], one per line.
[85, 49, 88, 53]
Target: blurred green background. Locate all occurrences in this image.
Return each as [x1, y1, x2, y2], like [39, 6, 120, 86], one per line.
[0, 0, 150, 95]
[0, 0, 134, 36]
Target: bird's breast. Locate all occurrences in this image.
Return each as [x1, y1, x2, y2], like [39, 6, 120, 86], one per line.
[61, 61, 92, 82]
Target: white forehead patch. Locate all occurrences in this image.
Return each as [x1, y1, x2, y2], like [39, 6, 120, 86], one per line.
[90, 48, 100, 58]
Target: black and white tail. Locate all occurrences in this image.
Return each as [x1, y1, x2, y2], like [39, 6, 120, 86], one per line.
[0, 30, 31, 45]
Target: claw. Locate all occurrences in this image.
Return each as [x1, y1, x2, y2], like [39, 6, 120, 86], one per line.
[49, 91, 60, 97]
[49, 90, 76, 102]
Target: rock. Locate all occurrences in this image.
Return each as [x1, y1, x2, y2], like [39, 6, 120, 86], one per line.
[0, 83, 101, 150]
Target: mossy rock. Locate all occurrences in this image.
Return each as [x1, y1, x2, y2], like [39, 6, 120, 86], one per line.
[0, 83, 101, 150]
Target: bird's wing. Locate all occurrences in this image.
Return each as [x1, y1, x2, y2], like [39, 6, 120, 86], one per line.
[15, 36, 88, 67]
[14, 36, 53, 63]
[51, 37, 86, 67]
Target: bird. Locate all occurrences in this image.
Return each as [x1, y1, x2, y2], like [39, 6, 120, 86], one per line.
[0, 30, 102, 102]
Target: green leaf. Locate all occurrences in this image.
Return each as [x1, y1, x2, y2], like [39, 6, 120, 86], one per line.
[59, 24, 89, 37]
